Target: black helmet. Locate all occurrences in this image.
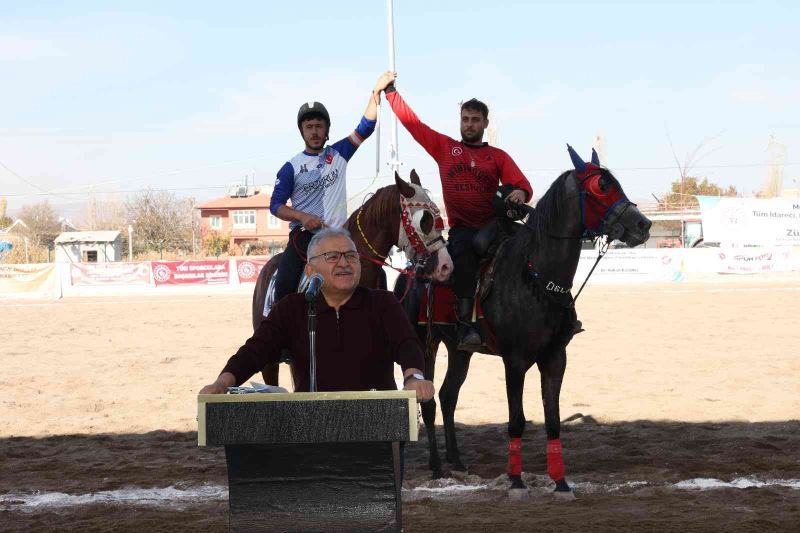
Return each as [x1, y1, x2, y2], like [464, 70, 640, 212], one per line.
[297, 101, 330, 131]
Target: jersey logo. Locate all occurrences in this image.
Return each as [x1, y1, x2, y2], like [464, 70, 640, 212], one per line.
[299, 164, 308, 174]
[325, 154, 333, 164]
[451, 146, 463, 156]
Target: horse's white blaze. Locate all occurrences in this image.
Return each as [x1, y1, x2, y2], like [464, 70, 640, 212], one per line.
[433, 246, 453, 283]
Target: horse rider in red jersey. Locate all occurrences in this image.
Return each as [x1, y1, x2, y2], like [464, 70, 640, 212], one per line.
[381, 72, 533, 351]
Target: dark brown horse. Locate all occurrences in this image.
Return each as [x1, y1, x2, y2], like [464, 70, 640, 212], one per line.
[252, 170, 453, 384]
[395, 146, 652, 497]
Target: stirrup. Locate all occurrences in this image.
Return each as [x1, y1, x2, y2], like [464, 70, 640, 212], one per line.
[457, 327, 482, 351]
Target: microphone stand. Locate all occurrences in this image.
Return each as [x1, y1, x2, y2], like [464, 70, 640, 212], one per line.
[307, 298, 317, 392]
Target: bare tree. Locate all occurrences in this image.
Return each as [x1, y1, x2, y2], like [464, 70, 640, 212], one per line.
[125, 189, 192, 258]
[663, 125, 724, 210]
[18, 201, 61, 246]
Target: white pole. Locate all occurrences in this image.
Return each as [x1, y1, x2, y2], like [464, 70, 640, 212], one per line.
[386, 0, 401, 175]
[128, 224, 133, 261]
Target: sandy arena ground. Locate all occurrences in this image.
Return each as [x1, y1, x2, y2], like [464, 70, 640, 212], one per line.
[1, 276, 799, 531]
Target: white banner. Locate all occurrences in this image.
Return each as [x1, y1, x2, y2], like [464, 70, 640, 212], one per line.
[697, 196, 800, 246]
[576, 248, 685, 283]
[714, 247, 794, 274]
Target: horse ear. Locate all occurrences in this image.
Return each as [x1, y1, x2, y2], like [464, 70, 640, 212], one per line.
[410, 169, 422, 186]
[567, 144, 587, 173]
[591, 148, 600, 166]
[395, 171, 416, 198]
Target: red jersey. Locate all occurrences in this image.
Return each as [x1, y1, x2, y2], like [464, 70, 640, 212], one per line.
[386, 90, 533, 229]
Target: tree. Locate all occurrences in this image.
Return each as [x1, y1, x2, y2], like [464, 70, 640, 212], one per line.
[661, 177, 738, 210]
[0, 197, 12, 229]
[18, 200, 61, 246]
[125, 189, 192, 258]
[202, 229, 231, 258]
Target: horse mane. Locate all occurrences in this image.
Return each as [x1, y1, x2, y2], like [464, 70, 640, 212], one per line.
[346, 184, 400, 234]
[525, 170, 572, 240]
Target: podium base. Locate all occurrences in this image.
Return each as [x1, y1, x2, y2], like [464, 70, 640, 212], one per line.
[225, 441, 402, 532]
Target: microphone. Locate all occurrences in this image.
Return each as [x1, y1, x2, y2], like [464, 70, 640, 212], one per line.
[304, 273, 324, 302]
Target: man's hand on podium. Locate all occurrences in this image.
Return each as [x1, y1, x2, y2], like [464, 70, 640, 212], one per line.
[199, 372, 236, 395]
[403, 369, 435, 402]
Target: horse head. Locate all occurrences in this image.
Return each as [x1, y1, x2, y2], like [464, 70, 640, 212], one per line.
[395, 170, 453, 282]
[567, 145, 651, 247]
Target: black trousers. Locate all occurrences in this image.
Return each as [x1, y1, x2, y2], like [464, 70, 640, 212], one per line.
[447, 226, 479, 300]
[274, 228, 313, 304]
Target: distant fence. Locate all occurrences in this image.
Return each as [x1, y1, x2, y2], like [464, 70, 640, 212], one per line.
[2, 248, 799, 299]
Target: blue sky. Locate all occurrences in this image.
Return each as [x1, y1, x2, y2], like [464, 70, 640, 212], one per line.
[1, 0, 798, 213]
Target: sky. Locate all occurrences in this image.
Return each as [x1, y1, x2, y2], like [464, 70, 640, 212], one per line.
[1, 0, 798, 216]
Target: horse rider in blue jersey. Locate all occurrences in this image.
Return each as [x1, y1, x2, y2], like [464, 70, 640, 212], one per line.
[270, 72, 397, 304]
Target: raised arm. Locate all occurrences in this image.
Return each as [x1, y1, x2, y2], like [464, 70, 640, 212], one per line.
[383, 81, 449, 159]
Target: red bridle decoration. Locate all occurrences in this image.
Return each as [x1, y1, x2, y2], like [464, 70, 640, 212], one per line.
[399, 196, 445, 259]
[574, 164, 628, 233]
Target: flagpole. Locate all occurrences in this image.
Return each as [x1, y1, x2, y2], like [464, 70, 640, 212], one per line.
[386, 0, 401, 175]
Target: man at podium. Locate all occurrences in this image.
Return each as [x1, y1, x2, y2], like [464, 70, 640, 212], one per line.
[200, 227, 434, 401]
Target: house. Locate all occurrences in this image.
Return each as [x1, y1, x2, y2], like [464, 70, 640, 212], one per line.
[54, 230, 123, 263]
[198, 185, 290, 255]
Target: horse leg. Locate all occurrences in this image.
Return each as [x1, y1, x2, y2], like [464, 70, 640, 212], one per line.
[420, 335, 443, 479]
[503, 356, 531, 491]
[439, 341, 472, 472]
[539, 347, 572, 495]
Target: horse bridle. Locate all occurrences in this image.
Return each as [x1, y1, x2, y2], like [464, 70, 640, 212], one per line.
[398, 195, 446, 261]
[355, 192, 446, 263]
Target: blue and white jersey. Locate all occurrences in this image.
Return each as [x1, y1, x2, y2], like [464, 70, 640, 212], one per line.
[270, 116, 376, 231]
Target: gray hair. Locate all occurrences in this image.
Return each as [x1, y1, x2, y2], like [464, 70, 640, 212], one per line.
[307, 227, 356, 259]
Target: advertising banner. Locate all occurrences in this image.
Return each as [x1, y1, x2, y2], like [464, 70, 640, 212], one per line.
[151, 260, 229, 286]
[235, 257, 270, 283]
[0, 263, 59, 298]
[715, 247, 793, 274]
[697, 196, 800, 246]
[575, 248, 684, 282]
[70, 262, 151, 286]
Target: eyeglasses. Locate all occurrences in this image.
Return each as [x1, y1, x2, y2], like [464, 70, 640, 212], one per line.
[308, 250, 360, 264]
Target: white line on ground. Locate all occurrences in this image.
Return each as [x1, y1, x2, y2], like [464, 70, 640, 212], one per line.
[3, 476, 799, 510]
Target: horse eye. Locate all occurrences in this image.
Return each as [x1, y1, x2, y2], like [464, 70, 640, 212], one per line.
[420, 211, 434, 234]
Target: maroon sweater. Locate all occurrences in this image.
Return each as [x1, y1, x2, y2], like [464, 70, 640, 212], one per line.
[221, 287, 425, 392]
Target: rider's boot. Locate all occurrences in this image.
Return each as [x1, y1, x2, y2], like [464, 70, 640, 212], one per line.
[456, 297, 482, 351]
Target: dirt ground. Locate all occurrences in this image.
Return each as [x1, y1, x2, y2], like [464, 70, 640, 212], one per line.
[1, 276, 799, 531]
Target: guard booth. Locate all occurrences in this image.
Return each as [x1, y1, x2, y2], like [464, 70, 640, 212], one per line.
[54, 230, 123, 263]
[198, 390, 417, 532]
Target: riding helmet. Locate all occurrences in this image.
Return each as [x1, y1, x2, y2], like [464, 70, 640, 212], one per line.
[297, 101, 331, 131]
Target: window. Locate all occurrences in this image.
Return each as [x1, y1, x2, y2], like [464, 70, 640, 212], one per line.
[82, 250, 98, 262]
[267, 213, 281, 229]
[231, 210, 256, 229]
[210, 215, 222, 230]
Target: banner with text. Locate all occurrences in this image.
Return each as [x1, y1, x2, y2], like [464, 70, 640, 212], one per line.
[575, 248, 684, 282]
[70, 262, 151, 286]
[697, 196, 800, 246]
[151, 260, 229, 286]
[715, 247, 794, 274]
[0, 263, 59, 298]
[235, 257, 270, 283]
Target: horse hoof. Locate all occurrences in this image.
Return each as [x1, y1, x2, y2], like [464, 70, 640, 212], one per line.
[553, 489, 576, 501]
[508, 488, 530, 501]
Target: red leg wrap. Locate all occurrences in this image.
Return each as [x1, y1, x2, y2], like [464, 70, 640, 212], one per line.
[507, 437, 522, 477]
[546, 438, 565, 481]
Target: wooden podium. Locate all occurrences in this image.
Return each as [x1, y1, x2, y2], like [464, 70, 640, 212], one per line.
[198, 390, 418, 532]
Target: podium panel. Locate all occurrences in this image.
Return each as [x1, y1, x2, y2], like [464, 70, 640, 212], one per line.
[198, 391, 417, 532]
